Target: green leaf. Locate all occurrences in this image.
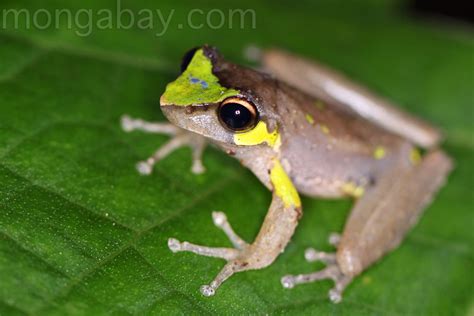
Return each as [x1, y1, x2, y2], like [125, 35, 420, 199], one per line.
[0, 0, 472, 315]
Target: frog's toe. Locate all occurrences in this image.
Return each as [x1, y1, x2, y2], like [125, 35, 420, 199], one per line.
[167, 238, 181, 253]
[281, 264, 352, 303]
[304, 232, 340, 264]
[136, 161, 153, 175]
[191, 159, 206, 175]
[120, 114, 208, 175]
[200, 284, 216, 297]
[166, 237, 239, 260]
[167, 212, 247, 260]
[120, 114, 179, 134]
[121, 115, 134, 132]
[328, 232, 341, 247]
[211, 211, 248, 249]
[304, 248, 337, 264]
[168, 211, 254, 297]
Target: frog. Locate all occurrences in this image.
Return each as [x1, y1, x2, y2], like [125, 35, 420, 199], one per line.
[120, 45, 452, 303]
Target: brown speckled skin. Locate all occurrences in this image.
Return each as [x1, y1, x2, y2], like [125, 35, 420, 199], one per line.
[161, 46, 452, 291]
[196, 47, 411, 198]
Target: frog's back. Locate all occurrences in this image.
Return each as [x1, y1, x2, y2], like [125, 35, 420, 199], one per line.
[276, 82, 413, 198]
[213, 54, 420, 198]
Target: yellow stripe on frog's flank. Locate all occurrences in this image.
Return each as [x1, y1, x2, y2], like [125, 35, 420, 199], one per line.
[373, 146, 386, 160]
[341, 182, 365, 198]
[234, 121, 280, 148]
[410, 148, 422, 165]
[305, 113, 315, 125]
[270, 159, 301, 208]
[320, 124, 330, 135]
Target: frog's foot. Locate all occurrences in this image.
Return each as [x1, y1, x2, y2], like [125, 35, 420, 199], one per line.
[281, 233, 352, 304]
[168, 211, 252, 297]
[121, 114, 207, 175]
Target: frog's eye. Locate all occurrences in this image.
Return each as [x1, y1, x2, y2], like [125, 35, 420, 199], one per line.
[181, 47, 200, 73]
[218, 97, 258, 132]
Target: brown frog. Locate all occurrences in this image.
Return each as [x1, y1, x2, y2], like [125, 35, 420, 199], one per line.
[121, 46, 452, 303]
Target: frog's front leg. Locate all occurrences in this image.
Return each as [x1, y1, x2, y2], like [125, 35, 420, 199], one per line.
[282, 149, 452, 303]
[121, 115, 207, 175]
[168, 159, 302, 296]
[168, 211, 245, 296]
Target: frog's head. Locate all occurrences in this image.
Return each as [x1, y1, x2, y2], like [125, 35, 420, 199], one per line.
[160, 45, 281, 150]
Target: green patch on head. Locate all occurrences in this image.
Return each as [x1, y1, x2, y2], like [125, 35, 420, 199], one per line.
[161, 49, 239, 106]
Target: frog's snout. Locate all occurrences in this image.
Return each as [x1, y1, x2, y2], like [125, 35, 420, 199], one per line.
[159, 102, 180, 126]
[159, 94, 171, 107]
[159, 101, 234, 145]
[159, 103, 205, 134]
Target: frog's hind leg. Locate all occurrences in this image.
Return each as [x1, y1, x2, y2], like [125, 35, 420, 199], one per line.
[121, 115, 207, 175]
[282, 149, 452, 303]
[259, 49, 441, 148]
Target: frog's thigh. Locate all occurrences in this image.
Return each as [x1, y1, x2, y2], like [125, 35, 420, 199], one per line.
[336, 150, 452, 276]
[261, 49, 441, 148]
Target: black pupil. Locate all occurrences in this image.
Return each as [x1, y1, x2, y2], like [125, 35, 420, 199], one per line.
[181, 47, 199, 73]
[219, 103, 253, 130]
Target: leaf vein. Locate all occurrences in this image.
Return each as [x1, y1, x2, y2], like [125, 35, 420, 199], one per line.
[33, 174, 239, 313]
[0, 230, 70, 280]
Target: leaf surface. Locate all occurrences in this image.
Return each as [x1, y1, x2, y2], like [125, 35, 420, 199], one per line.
[0, 1, 472, 315]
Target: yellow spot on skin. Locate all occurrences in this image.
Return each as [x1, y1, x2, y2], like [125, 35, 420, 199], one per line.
[274, 134, 282, 150]
[234, 121, 280, 148]
[373, 146, 386, 160]
[320, 124, 330, 135]
[305, 114, 315, 125]
[315, 100, 326, 110]
[270, 159, 301, 208]
[362, 276, 372, 285]
[341, 182, 365, 198]
[410, 148, 422, 165]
